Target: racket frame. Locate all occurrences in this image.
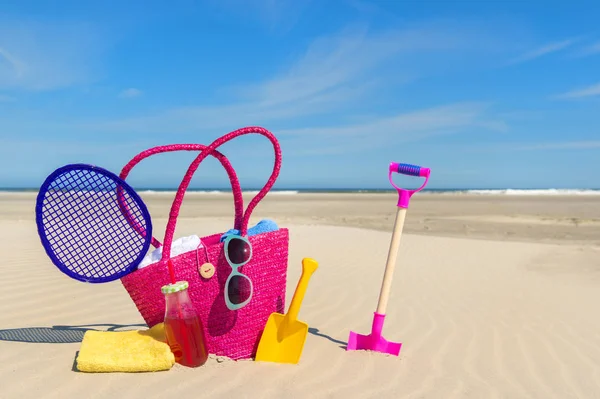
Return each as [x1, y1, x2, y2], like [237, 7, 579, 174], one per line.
[35, 163, 153, 283]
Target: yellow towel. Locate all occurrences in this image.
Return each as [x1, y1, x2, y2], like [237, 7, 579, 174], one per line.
[76, 323, 175, 372]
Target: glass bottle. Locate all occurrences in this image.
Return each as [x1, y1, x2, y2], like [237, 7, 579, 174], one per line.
[161, 280, 209, 367]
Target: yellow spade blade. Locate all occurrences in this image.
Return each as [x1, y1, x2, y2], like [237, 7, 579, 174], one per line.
[255, 313, 309, 364]
[255, 258, 318, 364]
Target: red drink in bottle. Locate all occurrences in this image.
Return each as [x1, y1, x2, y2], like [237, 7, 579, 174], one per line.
[162, 281, 209, 367]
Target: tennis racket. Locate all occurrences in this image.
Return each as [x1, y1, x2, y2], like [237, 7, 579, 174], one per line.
[35, 163, 153, 283]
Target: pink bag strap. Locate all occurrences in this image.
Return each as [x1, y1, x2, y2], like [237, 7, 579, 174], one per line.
[161, 126, 281, 261]
[118, 143, 245, 248]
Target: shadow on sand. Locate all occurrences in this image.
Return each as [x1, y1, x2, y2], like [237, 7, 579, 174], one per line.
[0, 323, 147, 344]
[1, 324, 349, 352]
[308, 327, 347, 349]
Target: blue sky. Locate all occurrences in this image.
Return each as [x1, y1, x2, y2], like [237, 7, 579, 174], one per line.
[1, 0, 599, 190]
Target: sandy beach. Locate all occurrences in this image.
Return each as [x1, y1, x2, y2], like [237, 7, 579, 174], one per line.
[1, 192, 599, 398]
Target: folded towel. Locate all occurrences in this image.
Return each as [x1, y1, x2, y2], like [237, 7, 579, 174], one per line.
[76, 323, 175, 373]
[138, 235, 202, 269]
[220, 219, 279, 242]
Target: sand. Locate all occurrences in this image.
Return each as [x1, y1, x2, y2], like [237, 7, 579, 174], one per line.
[1, 192, 600, 398]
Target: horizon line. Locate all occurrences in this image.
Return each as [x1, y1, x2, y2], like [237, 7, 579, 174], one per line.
[1, 187, 599, 192]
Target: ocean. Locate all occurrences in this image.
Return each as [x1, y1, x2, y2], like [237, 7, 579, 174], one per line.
[3, 188, 599, 195]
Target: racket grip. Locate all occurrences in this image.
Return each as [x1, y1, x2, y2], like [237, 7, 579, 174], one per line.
[390, 162, 430, 178]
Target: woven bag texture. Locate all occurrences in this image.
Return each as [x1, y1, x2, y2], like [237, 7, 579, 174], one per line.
[121, 229, 288, 360]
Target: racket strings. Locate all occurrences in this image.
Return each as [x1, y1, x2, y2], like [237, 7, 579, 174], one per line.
[40, 168, 149, 280]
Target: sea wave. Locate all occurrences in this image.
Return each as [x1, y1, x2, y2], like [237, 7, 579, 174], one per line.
[139, 190, 300, 195]
[448, 189, 600, 196]
[4, 188, 597, 196]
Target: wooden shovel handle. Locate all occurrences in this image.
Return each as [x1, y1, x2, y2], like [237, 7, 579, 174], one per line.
[376, 207, 407, 315]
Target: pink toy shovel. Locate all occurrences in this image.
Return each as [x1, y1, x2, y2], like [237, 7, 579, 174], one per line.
[347, 162, 430, 356]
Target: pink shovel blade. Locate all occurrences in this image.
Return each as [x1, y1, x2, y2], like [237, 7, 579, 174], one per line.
[346, 313, 402, 356]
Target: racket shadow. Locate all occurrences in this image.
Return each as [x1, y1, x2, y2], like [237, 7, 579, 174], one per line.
[0, 323, 147, 344]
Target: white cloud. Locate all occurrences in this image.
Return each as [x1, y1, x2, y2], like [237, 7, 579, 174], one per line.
[346, 0, 386, 15]
[85, 85, 367, 134]
[82, 23, 507, 135]
[452, 139, 600, 153]
[119, 88, 143, 98]
[234, 24, 486, 106]
[0, 47, 26, 79]
[280, 102, 505, 137]
[206, 0, 312, 32]
[507, 38, 578, 64]
[278, 102, 506, 155]
[0, 93, 15, 102]
[516, 141, 600, 150]
[0, 20, 511, 161]
[554, 82, 600, 99]
[576, 41, 600, 57]
[0, 18, 104, 91]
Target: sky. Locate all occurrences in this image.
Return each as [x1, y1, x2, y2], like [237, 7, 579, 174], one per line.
[1, 0, 599, 190]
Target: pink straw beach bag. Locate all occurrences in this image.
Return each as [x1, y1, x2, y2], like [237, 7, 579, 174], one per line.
[119, 127, 289, 360]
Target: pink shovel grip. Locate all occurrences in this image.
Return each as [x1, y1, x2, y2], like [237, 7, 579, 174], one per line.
[388, 162, 431, 208]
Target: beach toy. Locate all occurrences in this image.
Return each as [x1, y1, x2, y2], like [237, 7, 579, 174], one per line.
[35, 163, 153, 283]
[347, 162, 430, 356]
[255, 258, 318, 364]
[162, 280, 209, 367]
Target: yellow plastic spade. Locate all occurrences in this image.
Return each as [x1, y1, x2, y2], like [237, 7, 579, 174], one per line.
[255, 258, 319, 364]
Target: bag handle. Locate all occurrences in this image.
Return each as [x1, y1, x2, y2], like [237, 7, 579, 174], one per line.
[118, 143, 245, 248]
[161, 126, 281, 261]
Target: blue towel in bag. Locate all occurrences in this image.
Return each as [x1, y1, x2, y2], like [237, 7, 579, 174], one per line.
[220, 219, 279, 242]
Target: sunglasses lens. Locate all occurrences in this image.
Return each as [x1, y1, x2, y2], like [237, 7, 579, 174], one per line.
[227, 237, 251, 264]
[227, 275, 252, 305]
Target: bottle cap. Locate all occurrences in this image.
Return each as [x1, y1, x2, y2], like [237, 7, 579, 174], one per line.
[161, 281, 189, 294]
